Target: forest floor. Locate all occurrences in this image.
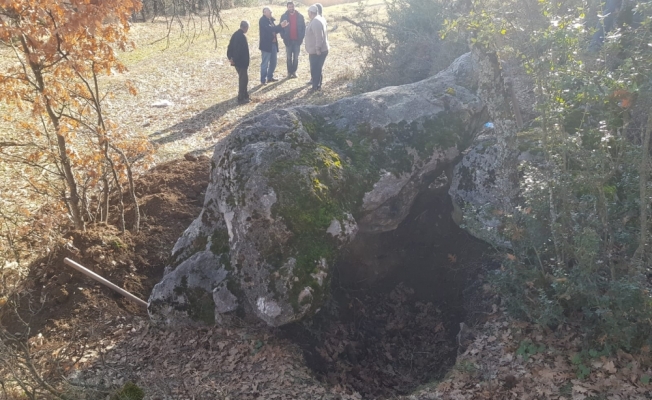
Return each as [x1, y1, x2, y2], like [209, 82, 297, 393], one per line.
[1, 1, 652, 399]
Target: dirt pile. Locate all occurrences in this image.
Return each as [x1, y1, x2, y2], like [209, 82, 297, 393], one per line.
[31, 157, 210, 324]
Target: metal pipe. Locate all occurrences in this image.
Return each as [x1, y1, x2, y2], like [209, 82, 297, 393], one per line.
[63, 257, 148, 307]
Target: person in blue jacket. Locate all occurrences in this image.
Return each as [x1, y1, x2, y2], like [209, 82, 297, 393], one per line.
[259, 7, 288, 84]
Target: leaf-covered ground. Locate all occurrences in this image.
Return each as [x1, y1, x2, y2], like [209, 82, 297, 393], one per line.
[3, 2, 652, 399]
[404, 310, 652, 400]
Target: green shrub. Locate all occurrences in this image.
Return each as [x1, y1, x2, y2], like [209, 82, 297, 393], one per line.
[467, 0, 652, 354]
[349, 0, 467, 90]
[111, 382, 145, 400]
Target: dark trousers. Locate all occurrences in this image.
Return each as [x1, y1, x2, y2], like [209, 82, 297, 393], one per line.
[285, 41, 301, 75]
[236, 67, 249, 102]
[309, 51, 328, 89]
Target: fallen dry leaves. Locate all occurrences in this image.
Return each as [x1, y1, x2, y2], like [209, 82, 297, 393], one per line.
[404, 312, 652, 400]
[72, 319, 361, 399]
[292, 283, 457, 398]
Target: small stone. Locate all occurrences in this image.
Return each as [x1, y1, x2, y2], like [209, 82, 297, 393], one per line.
[184, 153, 198, 162]
[151, 100, 174, 108]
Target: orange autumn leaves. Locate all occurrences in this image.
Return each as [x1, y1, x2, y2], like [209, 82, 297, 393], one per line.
[0, 0, 151, 235]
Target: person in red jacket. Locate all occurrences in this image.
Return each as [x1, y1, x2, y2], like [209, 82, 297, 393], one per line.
[280, 2, 306, 79]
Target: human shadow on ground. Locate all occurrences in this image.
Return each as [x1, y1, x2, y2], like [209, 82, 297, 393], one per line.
[209, 79, 330, 138]
[150, 97, 240, 145]
[155, 76, 337, 148]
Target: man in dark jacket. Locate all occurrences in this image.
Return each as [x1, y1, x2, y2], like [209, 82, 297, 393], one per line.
[259, 7, 288, 84]
[227, 21, 250, 104]
[279, 2, 306, 79]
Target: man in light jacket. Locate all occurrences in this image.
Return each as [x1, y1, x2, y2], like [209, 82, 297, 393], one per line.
[280, 2, 306, 79]
[304, 4, 329, 90]
[259, 7, 288, 84]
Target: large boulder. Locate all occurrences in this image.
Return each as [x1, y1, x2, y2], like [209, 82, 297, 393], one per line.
[148, 53, 487, 327]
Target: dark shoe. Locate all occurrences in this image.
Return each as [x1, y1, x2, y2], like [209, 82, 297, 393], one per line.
[306, 80, 312, 85]
[267, 77, 279, 82]
[238, 98, 251, 105]
[261, 80, 266, 85]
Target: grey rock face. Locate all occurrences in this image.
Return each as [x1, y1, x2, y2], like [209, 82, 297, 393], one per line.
[148, 53, 488, 327]
[449, 135, 514, 248]
[448, 47, 521, 249]
[148, 250, 230, 326]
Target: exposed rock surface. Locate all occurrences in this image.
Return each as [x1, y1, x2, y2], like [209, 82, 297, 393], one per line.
[449, 134, 515, 248]
[148, 53, 489, 327]
[448, 47, 521, 249]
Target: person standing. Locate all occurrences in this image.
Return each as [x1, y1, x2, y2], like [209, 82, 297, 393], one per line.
[259, 7, 288, 84]
[280, 2, 306, 79]
[304, 5, 329, 90]
[307, 2, 323, 85]
[227, 20, 251, 105]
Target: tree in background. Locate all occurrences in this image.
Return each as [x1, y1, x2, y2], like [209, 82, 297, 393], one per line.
[346, 0, 468, 90]
[0, 0, 152, 263]
[136, 0, 228, 48]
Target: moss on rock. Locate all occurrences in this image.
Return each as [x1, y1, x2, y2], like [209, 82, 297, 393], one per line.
[262, 111, 469, 312]
[266, 141, 344, 312]
[210, 228, 231, 269]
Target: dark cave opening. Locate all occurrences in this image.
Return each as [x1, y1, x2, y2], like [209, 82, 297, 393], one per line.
[280, 183, 493, 399]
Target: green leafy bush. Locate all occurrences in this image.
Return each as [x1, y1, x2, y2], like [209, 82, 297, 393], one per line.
[349, 0, 467, 90]
[464, 0, 652, 353]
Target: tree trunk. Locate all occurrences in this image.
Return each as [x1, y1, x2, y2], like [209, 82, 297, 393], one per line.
[111, 145, 140, 232]
[21, 35, 84, 231]
[55, 133, 84, 230]
[101, 175, 111, 223]
[103, 143, 126, 233]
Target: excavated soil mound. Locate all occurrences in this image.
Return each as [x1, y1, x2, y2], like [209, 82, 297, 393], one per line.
[3, 156, 210, 340]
